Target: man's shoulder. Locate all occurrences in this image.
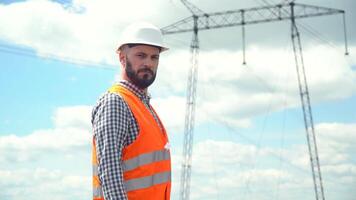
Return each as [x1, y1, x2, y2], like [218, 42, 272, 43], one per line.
[92, 91, 131, 116]
[95, 91, 128, 108]
[91, 90, 135, 124]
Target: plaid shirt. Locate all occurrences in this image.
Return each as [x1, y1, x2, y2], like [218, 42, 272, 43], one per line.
[91, 80, 162, 200]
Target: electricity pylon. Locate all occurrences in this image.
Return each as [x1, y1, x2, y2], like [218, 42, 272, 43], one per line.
[161, 2, 349, 200]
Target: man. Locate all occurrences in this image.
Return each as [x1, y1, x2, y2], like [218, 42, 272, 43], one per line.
[91, 22, 171, 200]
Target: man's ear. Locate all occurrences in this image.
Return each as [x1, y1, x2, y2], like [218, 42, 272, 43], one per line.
[118, 50, 126, 67]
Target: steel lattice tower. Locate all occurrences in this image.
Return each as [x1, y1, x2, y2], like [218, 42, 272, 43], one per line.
[161, 1, 349, 200]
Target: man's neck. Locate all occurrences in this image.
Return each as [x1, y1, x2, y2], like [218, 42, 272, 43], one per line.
[121, 79, 148, 95]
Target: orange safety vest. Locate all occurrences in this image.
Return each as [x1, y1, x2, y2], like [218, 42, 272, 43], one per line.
[92, 85, 171, 200]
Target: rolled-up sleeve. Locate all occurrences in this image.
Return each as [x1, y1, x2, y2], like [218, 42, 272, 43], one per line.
[92, 93, 130, 200]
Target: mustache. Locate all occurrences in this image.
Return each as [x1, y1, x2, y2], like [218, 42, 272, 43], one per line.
[137, 68, 153, 74]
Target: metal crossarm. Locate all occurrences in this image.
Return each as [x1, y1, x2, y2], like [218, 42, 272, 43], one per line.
[161, 3, 344, 34]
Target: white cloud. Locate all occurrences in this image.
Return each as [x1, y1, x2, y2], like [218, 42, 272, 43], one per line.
[0, 106, 355, 199]
[0, 106, 92, 164]
[153, 45, 356, 129]
[186, 141, 315, 200]
[0, 0, 183, 65]
[1, 0, 355, 71]
[174, 121, 356, 200]
[0, 168, 90, 200]
[316, 123, 356, 169]
[317, 123, 356, 148]
[151, 95, 186, 133]
[0, 105, 92, 199]
[53, 105, 92, 129]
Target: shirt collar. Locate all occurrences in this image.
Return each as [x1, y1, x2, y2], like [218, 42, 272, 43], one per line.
[118, 80, 151, 103]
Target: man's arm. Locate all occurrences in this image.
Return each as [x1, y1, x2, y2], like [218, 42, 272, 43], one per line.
[92, 93, 131, 200]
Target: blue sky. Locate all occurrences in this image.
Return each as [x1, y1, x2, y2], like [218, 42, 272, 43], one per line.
[0, 48, 117, 135]
[0, 0, 355, 200]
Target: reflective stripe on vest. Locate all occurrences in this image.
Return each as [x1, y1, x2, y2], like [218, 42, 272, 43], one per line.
[125, 171, 171, 192]
[123, 149, 170, 172]
[93, 149, 170, 192]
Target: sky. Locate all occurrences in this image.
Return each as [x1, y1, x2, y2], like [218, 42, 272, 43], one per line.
[0, 0, 355, 199]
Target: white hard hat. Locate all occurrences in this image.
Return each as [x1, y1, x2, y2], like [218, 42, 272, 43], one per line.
[117, 21, 169, 52]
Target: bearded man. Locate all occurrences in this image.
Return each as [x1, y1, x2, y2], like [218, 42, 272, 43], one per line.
[91, 22, 171, 200]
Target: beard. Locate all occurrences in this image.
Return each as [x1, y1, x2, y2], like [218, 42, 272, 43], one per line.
[125, 58, 157, 89]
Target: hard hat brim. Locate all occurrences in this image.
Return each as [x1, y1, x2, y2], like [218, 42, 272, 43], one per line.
[118, 41, 169, 52]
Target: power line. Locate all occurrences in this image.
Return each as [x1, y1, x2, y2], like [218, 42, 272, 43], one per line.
[0, 43, 117, 70]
